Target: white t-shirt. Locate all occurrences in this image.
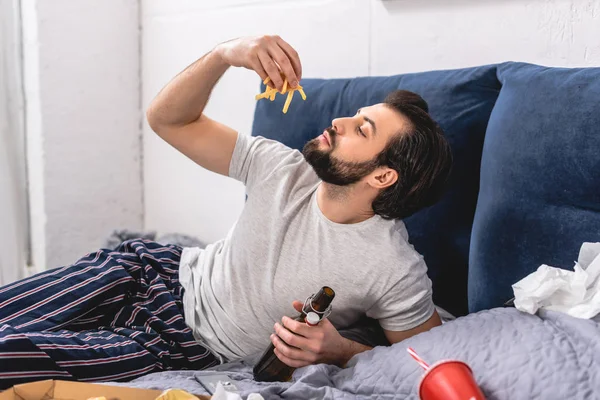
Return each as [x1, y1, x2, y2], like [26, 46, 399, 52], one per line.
[179, 133, 435, 362]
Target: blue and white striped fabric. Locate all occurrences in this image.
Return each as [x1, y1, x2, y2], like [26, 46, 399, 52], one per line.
[0, 239, 218, 389]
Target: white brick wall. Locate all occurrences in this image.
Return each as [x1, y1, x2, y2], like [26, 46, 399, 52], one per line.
[0, 0, 27, 284]
[22, 0, 143, 270]
[142, 0, 600, 245]
[371, 0, 600, 75]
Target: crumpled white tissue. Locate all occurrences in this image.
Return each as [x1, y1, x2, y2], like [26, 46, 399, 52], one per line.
[211, 382, 264, 400]
[512, 242, 600, 319]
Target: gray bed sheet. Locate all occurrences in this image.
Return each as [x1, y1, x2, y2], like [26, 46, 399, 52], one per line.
[108, 308, 600, 399]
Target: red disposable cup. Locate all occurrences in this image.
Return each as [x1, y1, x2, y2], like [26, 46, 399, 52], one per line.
[419, 360, 486, 400]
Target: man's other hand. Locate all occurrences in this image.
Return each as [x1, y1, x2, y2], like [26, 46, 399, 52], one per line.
[270, 300, 354, 368]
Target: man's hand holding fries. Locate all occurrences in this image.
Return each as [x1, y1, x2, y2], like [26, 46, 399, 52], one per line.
[215, 35, 306, 113]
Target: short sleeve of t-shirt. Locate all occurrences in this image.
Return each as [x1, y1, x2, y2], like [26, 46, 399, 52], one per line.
[366, 254, 435, 332]
[229, 132, 298, 195]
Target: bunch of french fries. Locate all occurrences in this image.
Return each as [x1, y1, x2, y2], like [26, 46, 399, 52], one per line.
[255, 76, 307, 114]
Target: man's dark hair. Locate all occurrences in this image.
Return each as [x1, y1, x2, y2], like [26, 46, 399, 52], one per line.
[371, 90, 453, 220]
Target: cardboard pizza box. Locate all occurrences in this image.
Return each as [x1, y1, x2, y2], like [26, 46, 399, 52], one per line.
[0, 380, 211, 400]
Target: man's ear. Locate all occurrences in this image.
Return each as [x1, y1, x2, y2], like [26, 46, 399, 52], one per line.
[367, 167, 398, 190]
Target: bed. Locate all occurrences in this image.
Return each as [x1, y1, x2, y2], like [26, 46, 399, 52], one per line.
[111, 61, 600, 399]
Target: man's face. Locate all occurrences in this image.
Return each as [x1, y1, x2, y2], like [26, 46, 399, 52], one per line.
[303, 103, 409, 186]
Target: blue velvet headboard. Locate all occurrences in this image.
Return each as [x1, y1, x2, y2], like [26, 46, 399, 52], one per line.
[251, 62, 600, 316]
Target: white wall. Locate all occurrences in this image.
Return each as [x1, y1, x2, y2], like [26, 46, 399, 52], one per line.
[0, 0, 27, 285]
[142, 0, 600, 244]
[370, 0, 600, 75]
[22, 0, 143, 270]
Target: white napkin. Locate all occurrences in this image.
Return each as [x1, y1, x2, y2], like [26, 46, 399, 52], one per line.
[512, 242, 600, 319]
[212, 382, 264, 400]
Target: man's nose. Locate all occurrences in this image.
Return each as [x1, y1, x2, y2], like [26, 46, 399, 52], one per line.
[332, 119, 343, 135]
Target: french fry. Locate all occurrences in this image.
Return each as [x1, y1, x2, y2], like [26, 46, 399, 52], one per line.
[283, 90, 294, 114]
[298, 87, 307, 101]
[255, 74, 307, 113]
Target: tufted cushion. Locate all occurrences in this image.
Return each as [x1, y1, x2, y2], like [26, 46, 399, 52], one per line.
[251, 65, 501, 316]
[469, 62, 600, 312]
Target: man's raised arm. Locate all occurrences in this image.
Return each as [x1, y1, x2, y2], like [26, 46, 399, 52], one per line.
[146, 35, 302, 176]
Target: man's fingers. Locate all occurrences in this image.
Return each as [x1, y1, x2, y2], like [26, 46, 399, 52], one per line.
[271, 334, 315, 365]
[251, 54, 269, 83]
[282, 316, 316, 338]
[267, 41, 298, 88]
[292, 300, 303, 313]
[274, 322, 308, 349]
[257, 50, 283, 90]
[273, 348, 309, 368]
[275, 36, 302, 84]
[270, 334, 306, 360]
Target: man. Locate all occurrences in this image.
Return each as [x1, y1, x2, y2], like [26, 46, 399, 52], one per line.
[0, 35, 452, 387]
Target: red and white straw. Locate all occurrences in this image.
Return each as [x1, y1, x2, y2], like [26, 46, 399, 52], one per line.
[407, 347, 429, 371]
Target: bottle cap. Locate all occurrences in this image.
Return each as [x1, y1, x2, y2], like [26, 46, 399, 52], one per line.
[305, 312, 320, 326]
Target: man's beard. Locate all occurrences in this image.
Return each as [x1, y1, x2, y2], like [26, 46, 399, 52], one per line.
[302, 127, 380, 186]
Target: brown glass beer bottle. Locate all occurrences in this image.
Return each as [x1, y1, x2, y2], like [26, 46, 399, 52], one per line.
[252, 286, 335, 382]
